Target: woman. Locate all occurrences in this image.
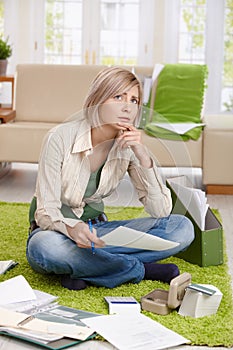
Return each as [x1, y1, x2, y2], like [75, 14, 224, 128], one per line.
[26, 66, 194, 290]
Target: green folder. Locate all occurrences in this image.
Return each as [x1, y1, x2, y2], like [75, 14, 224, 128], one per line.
[166, 176, 223, 267]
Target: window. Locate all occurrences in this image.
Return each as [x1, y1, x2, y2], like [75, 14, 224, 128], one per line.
[177, 0, 233, 113]
[0, 0, 3, 35]
[100, 0, 139, 65]
[179, 0, 206, 64]
[222, 0, 233, 112]
[4, 0, 232, 114]
[44, 0, 140, 65]
[45, 0, 83, 64]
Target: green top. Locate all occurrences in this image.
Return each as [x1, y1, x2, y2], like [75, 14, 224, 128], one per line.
[29, 163, 104, 224]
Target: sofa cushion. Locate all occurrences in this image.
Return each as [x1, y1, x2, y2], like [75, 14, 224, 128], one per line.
[0, 122, 57, 163]
[203, 114, 233, 185]
[15, 64, 107, 123]
[204, 114, 233, 130]
[141, 130, 203, 168]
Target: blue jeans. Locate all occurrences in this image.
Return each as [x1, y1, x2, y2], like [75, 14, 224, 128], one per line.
[26, 215, 194, 288]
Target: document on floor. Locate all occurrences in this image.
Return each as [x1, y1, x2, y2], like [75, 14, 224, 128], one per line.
[0, 275, 36, 305]
[82, 313, 190, 350]
[0, 275, 58, 313]
[0, 260, 18, 274]
[101, 226, 179, 251]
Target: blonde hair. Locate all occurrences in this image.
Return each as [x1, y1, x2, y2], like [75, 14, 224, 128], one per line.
[83, 66, 142, 126]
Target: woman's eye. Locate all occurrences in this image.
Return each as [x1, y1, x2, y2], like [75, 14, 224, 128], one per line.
[114, 95, 122, 101]
[131, 98, 139, 104]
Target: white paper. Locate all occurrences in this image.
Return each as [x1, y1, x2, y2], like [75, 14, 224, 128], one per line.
[0, 306, 30, 327]
[143, 77, 152, 104]
[0, 260, 17, 274]
[178, 284, 223, 318]
[3, 288, 58, 313]
[152, 63, 165, 83]
[0, 275, 36, 305]
[102, 226, 179, 251]
[150, 122, 205, 134]
[82, 313, 190, 350]
[168, 178, 208, 230]
[47, 322, 94, 341]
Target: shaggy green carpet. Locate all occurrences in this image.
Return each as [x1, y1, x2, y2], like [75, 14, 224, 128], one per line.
[0, 202, 232, 347]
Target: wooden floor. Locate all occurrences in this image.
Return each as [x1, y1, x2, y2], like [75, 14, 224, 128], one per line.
[0, 163, 232, 350]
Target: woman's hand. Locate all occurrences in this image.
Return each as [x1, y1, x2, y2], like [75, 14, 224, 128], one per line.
[66, 222, 105, 249]
[117, 122, 152, 168]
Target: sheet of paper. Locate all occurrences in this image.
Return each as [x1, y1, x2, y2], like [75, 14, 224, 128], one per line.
[168, 179, 208, 230]
[0, 307, 30, 327]
[3, 289, 58, 313]
[152, 63, 165, 83]
[82, 313, 190, 350]
[143, 77, 152, 104]
[150, 122, 205, 134]
[0, 275, 36, 305]
[0, 260, 18, 274]
[101, 226, 179, 251]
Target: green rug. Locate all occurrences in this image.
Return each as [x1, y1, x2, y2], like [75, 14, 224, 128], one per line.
[0, 202, 232, 347]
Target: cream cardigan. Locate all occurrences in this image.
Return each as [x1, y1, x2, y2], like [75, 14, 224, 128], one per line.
[35, 118, 172, 237]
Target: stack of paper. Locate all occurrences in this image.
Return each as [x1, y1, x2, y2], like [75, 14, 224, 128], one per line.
[167, 177, 209, 230]
[178, 284, 223, 318]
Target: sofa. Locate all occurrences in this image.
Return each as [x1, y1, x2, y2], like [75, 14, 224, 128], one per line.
[0, 64, 232, 194]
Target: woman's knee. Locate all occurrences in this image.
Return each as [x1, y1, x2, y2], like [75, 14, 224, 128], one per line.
[27, 230, 67, 263]
[176, 215, 194, 247]
[167, 214, 194, 245]
[27, 230, 74, 274]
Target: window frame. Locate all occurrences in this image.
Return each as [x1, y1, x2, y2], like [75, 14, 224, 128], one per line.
[164, 0, 228, 115]
[3, 0, 232, 115]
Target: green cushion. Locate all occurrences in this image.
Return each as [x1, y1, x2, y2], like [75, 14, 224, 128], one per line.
[144, 63, 208, 141]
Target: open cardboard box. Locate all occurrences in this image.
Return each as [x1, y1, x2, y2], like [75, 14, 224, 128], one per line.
[141, 273, 191, 315]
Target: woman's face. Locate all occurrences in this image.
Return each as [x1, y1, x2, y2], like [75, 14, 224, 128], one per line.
[98, 85, 139, 128]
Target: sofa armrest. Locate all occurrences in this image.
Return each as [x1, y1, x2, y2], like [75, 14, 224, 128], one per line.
[0, 110, 16, 123]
